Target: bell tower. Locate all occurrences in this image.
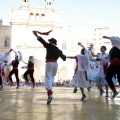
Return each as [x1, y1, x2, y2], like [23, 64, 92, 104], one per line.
[21, 0, 30, 7]
[45, 0, 54, 9]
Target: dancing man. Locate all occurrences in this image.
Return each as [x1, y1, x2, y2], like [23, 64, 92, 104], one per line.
[33, 30, 66, 104]
[8, 49, 22, 89]
[22, 56, 35, 88]
[103, 36, 120, 98]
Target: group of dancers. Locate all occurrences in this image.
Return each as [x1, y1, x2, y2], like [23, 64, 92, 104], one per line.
[33, 30, 120, 104]
[0, 49, 35, 91]
[0, 29, 120, 105]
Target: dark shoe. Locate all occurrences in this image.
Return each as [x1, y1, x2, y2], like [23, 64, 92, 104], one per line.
[111, 92, 119, 99]
[0, 89, 2, 93]
[16, 85, 20, 89]
[100, 89, 104, 96]
[105, 93, 109, 99]
[73, 88, 77, 93]
[87, 87, 91, 92]
[32, 83, 35, 89]
[47, 96, 53, 105]
[80, 94, 86, 101]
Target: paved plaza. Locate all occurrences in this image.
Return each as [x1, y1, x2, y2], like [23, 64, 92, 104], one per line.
[0, 86, 120, 120]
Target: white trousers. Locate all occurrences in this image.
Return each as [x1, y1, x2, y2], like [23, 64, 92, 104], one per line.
[45, 62, 58, 90]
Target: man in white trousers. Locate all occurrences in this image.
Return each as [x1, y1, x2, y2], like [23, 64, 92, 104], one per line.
[33, 30, 66, 104]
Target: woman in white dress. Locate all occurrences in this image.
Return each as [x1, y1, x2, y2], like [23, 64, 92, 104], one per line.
[67, 44, 90, 100]
[90, 46, 110, 98]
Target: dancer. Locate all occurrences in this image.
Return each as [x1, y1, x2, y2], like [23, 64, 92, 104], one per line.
[0, 49, 12, 92]
[32, 30, 66, 104]
[67, 43, 90, 101]
[8, 49, 22, 89]
[22, 56, 35, 88]
[103, 36, 120, 98]
[90, 45, 110, 98]
[1, 59, 9, 85]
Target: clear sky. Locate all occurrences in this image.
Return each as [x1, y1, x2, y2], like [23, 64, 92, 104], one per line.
[1, 0, 120, 34]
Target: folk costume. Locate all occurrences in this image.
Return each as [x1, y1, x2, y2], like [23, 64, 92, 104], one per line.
[33, 30, 66, 104]
[8, 49, 22, 89]
[67, 45, 90, 101]
[22, 56, 35, 88]
[103, 36, 120, 98]
[0, 49, 12, 92]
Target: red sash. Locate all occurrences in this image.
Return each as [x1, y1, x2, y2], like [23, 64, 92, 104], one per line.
[13, 67, 18, 70]
[110, 59, 120, 65]
[2, 69, 4, 76]
[46, 59, 57, 63]
[28, 68, 34, 70]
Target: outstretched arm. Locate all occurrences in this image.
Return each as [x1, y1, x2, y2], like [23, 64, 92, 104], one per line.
[21, 59, 27, 64]
[66, 56, 75, 59]
[103, 36, 110, 39]
[21, 65, 28, 69]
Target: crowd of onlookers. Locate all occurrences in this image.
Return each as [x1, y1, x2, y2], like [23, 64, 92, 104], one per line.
[3, 80, 72, 87]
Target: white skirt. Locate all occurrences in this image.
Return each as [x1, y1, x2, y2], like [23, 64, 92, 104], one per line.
[70, 69, 90, 88]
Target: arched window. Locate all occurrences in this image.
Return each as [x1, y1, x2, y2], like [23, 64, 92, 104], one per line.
[62, 39, 66, 49]
[30, 13, 34, 20]
[41, 14, 45, 20]
[35, 13, 40, 20]
[4, 37, 10, 47]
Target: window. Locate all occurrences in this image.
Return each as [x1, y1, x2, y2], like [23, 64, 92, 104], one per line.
[62, 40, 66, 49]
[4, 37, 10, 47]
[30, 13, 34, 20]
[41, 14, 45, 20]
[35, 13, 40, 20]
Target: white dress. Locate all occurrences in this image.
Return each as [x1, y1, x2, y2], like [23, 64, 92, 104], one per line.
[87, 61, 96, 81]
[71, 54, 90, 88]
[93, 53, 109, 85]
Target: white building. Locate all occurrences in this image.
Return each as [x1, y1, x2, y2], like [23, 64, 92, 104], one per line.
[0, 0, 113, 82]
[10, 0, 83, 82]
[92, 26, 112, 53]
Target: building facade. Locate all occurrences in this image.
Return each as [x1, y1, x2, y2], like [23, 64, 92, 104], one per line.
[0, 19, 11, 61]
[10, 0, 81, 82]
[0, 0, 113, 82]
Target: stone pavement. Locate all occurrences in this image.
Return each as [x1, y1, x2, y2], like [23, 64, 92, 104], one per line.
[0, 86, 120, 120]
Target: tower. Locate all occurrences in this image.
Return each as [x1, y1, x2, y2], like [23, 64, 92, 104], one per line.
[45, 0, 54, 9]
[21, 0, 30, 7]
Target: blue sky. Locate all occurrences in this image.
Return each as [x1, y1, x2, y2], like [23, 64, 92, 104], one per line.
[1, 0, 120, 34]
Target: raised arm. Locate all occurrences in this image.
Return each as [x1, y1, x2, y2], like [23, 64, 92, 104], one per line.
[32, 31, 49, 48]
[12, 49, 18, 56]
[18, 51, 22, 62]
[0, 49, 12, 61]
